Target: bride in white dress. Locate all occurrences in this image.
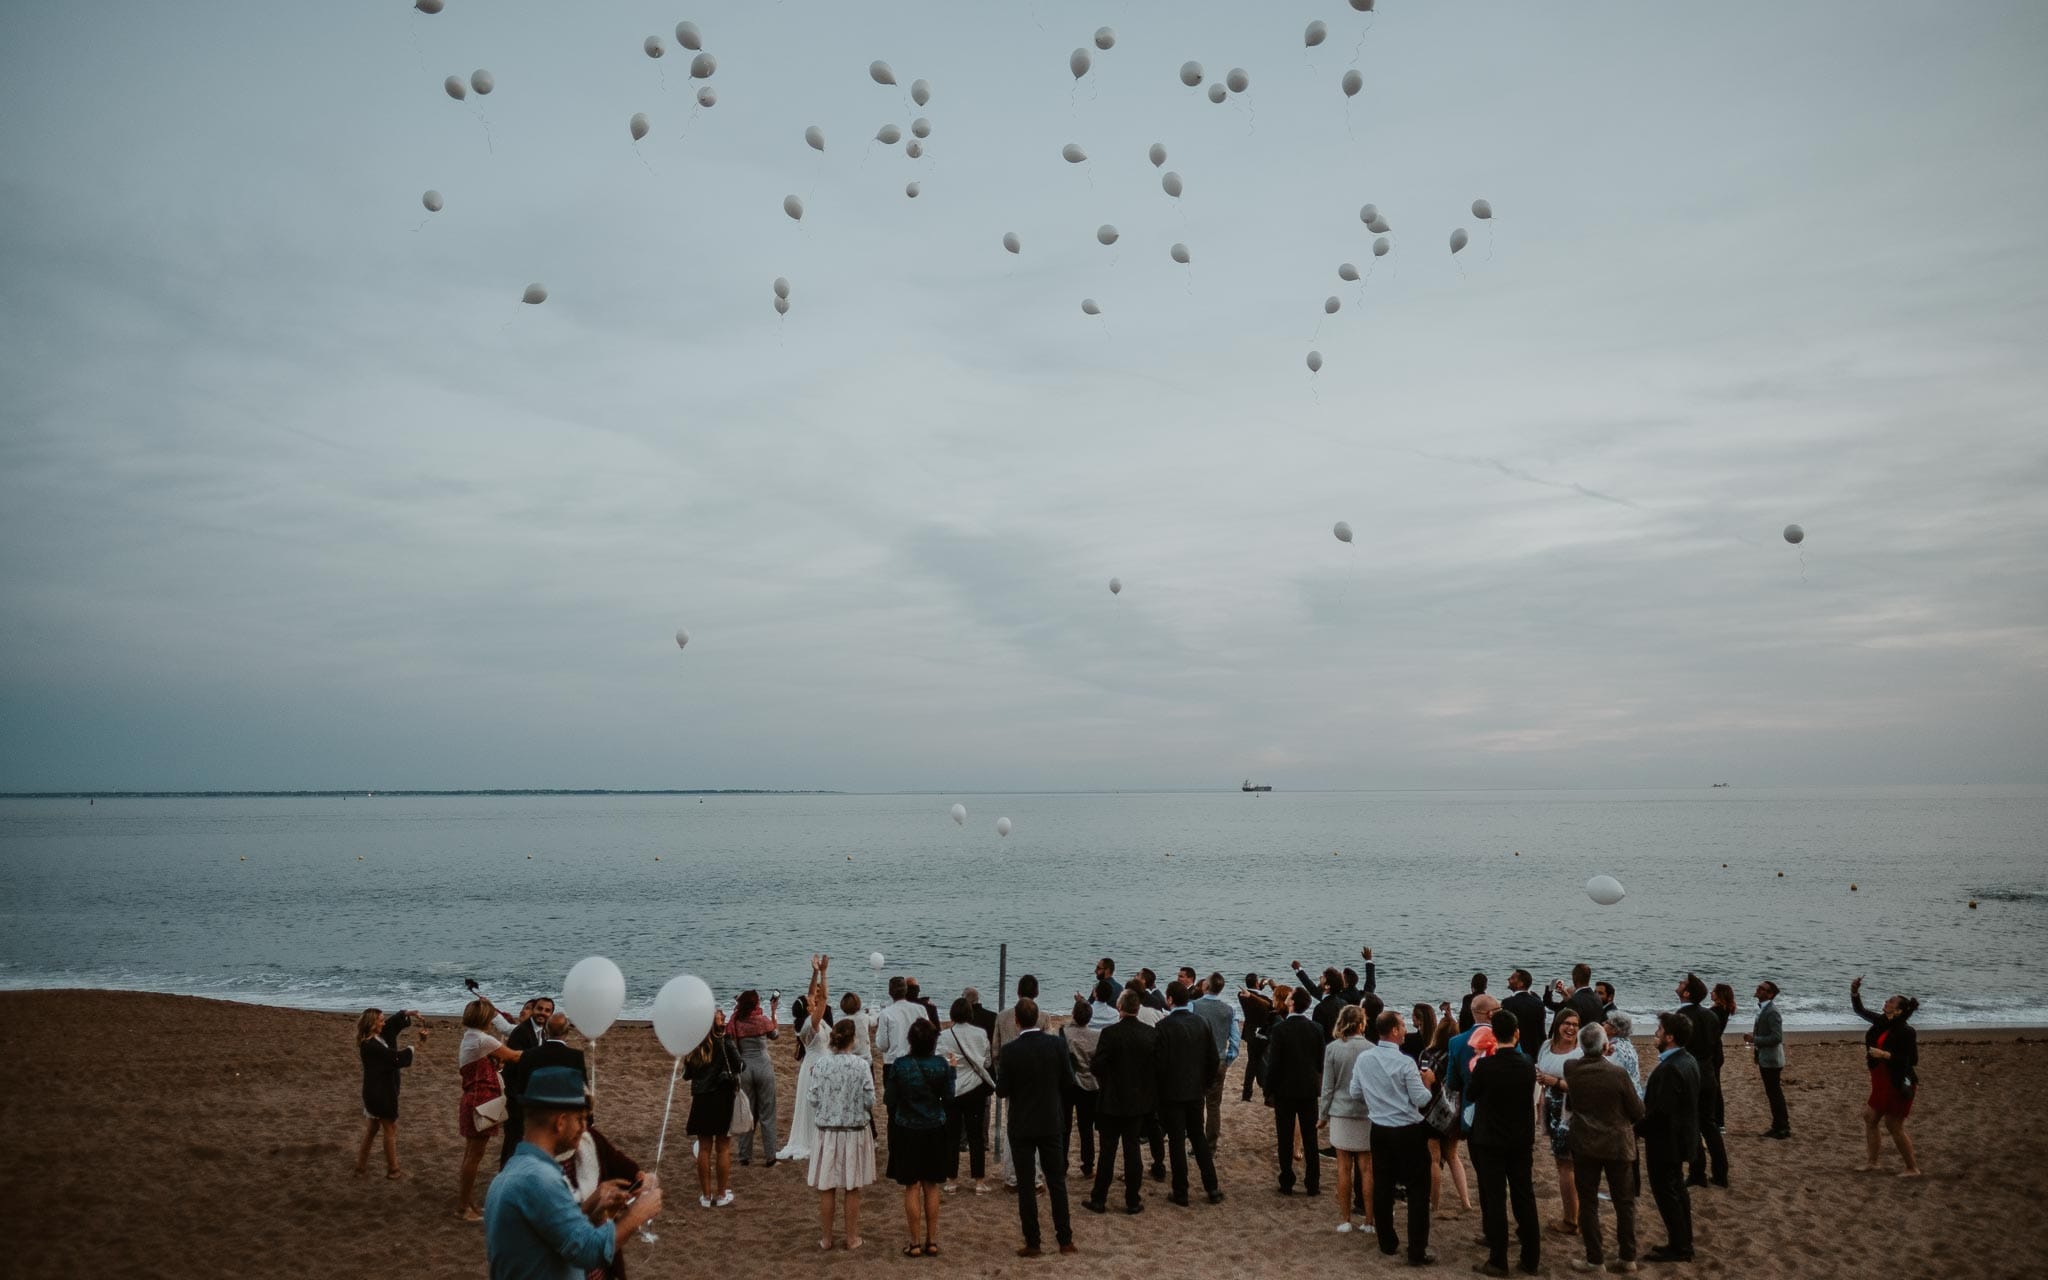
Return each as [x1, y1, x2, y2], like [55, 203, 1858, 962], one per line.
[776, 954, 832, 1162]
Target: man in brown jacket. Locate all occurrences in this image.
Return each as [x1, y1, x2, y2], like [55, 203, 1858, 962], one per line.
[1564, 1022, 1647, 1273]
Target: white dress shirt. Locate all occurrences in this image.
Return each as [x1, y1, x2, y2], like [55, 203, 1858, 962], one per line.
[875, 998, 929, 1065]
[1348, 1039, 1432, 1127]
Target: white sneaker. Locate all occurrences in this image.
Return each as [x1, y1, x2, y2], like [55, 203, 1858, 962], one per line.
[1336, 1222, 1354, 1233]
[715, 1190, 736, 1208]
[941, 1183, 960, 1194]
[1360, 1224, 1376, 1236]
[699, 1196, 712, 1209]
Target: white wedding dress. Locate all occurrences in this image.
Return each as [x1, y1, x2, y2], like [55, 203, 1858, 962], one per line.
[774, 1017, 830, 1162]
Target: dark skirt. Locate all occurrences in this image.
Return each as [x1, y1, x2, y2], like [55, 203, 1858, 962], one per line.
[886, 1120, 955, 1186]
[687, 1086, 736, 1138]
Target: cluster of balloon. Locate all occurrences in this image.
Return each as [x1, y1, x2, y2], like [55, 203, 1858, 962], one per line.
[1585, 875, 1627, 906]
[1108, 577, 1122, 596]
[561, 956, 626, 1090]
[996, 817, 1013, 837]
[950, 803, 966, 825]
[772, 277, 790, 316]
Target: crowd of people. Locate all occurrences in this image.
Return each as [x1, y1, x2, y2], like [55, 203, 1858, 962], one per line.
[350, 953, 1927, 1275]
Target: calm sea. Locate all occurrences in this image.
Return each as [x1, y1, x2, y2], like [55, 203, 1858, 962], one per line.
[1, 787, 2042, 1031]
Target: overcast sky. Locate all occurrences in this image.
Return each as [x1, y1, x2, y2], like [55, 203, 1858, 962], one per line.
[1, 1, 2043, 792]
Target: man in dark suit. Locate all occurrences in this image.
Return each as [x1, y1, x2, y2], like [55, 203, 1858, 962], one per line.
[996, 997, 1078, 1256]
[497, 998, 555, 1170]
[1311, 967, 1348, 1039]
[1458, 972, 1489, 1032]
[1466, 1011, 1541, 1277]
[1675, 974, 1729, 1188]
[1084, 991, 1158, 1215]
[1500, 970, 1547, 1056]
[499, 1012, 586, 1170]
[1137, 968, 1168, 1012]
[963, 986, 998, 1038]
[1237, 976, 1274, 1102]
[1545, 963, 1607, 1037]
[1263, 986, 1325, 1196]
[1639, 1012, 1702, 1264]
[1155, 980, 1224, 1206]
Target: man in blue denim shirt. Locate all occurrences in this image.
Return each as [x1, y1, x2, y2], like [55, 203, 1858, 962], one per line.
[1192, 973, 1240, 1150]
[486, 1066, 664, 1280]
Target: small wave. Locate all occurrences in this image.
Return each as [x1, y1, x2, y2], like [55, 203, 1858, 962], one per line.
[1968, 888, 2048, 903]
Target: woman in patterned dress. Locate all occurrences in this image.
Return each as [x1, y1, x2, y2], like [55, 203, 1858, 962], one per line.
[807, 1017, 878, 1251]
[456, 998, 521, 1221]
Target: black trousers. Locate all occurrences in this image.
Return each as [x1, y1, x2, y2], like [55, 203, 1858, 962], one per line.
[1160, 1099, 1219, 1197]
[1273, 1097, 1319, 1193]
[1240, 1034, 1267, 1100]
[947, 1089, 989, 1180]
[1687, 1083, 1728, 1182]
[1645, 1141, 1693, 1254]
[1471, 1141, 1539, 1272]
[1062, 1088, 1098, 1174]
[1142, 1110, 1164, 1170]
[497, 1102, 523, 1169]
[1760, 1066, 1790, 1132]
[1010, 1130, 1072, 1248]
[1371, 1122, 1434, 1263]
[1090, 1113, 1144, 1209]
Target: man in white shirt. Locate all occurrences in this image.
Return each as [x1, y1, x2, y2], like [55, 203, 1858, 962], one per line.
[875, 975, 929, 1066]
[1348, 1009, 1437, 1267]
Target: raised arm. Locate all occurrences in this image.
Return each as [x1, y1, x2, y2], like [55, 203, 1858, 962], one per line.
[1850, 977, 1879, 1025]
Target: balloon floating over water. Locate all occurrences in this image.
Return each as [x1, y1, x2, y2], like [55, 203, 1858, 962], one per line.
[1472, 198, 1493, 220]
[674, 629, 690, 650]
[1170, 242, 1190, 264]
[1305, 19, 1327, 46]
[629, 112, 650, 141]
[1307, 350, 1324, 373]
[870, 60, 896, 86]
[522, 283, 548, 304]
[783, 194, 803, 220]
[1002, 231, 1021, 254]
[1109, 577, 1122, 595]
[996, 817, 1013, 837]
[869, 951, 885, 969]
[1585, 875, 1627, 907]
[675, 21, 702, 51]
[1148, 143, 1167, 168]
[1062, 143, 1087, 164]
[1341, 69, 1362, 98]
[950, 803, 966, 826]
[1333, 520, 1353, 543]
[421, 190, 443, 213]
[1449, 228, 1469, 254]
[1179, 61, 1204, 88]
[469, 69, 493, 95]
[1096, 224, 1119, 246]
[804, 125, 825, 151]
[1783, 524, 1805, 545]
[444, 75, 467, 101]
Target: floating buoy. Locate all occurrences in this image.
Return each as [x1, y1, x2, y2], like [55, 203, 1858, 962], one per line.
[1969, 900, 1978, 909]
[1850, 883, 1858, 891]
[1776, 871, 1784, 877]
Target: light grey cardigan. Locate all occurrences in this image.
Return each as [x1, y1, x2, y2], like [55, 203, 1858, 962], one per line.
[1319, 1035, 1372, 1123]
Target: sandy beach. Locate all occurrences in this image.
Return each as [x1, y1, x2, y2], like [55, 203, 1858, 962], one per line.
[7, 991, 2044, 1279]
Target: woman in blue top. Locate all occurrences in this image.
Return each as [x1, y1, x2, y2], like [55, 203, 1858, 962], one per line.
[884, 1017, 956, 1257]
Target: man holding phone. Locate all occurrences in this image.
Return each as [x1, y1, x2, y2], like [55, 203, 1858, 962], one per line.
[486, 1066, 662, 1278]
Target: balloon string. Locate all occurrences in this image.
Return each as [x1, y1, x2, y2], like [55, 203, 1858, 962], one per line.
[652, 1056, 682, 1169]
[1245, 97, 1257, 135]
[636, 146, 656, 177]
[1798, 547, 1807, 584]
[588, 1038, 599, 1097]
[411, 217, 428, 233]
[473, 106, 494, 154]
[1485, 222, 1495, 263]
[1349, 14, 1375, 66]
[1344, 102, 1356, 146]
[657, 64, 666, 93]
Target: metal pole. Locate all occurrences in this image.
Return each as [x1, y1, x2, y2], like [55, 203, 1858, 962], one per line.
[993, 942, 1008, 1164]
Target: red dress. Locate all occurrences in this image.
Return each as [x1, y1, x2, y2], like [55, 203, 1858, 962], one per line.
[459, 1053, 503, 1139]
[1865, 1030, 1912, 1118]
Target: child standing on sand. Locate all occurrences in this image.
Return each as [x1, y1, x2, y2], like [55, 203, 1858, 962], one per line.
[356, 1007, 427, 1179]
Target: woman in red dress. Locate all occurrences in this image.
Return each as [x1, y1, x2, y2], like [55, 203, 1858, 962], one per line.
[1850, 977, 1921, 1177]
[457, 998, 523, 1220]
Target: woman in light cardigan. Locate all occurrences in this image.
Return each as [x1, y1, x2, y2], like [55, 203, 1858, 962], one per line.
[1318, 1004, 1375, 1235]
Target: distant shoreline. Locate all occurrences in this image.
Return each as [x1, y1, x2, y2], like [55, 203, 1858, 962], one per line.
[0, 788, 845, 799]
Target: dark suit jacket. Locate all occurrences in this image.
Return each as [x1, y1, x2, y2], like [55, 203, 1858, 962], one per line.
[505, 1038, 589, 1106]
[1502, 990, 1548, 1054]
[1563, 1054, 1644, 1163]
[1639, 1048, 1701, 1156]
[1264, 1013, 1327, 1102]
[1091, 1016, 1161, 1118]
[1464, 1047, 1537, 1151]
[1545, 986, 1607, 1038]
[969, 1002, 998, 1039]
[505, 1017, 544, 1054]
[1155, 1008, 1220, 1103]
[1238, 991, 1275, 1038]
[1312, 992, 1347, 1040]
[997, 1028, 1077, 1137]
[1678, 1002, 1725, 1096]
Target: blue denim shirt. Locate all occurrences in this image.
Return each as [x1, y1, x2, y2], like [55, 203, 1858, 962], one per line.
[1193, 993, 1241, 1065]
[484, 1141, 616, 1280]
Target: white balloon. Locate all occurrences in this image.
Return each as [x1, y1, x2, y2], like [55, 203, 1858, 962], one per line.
[1179, 60, 1204, 87]
[675, 21, 702, 50]
[1325, 295, 1341, 314]
[561, 956, 626, 1040]
[1305, 19, 1327, 46]
[774, 274, 790, 298]
[905, 140, 922, 159]
[1070, 48, 1091, 79]
[869, 951, 886, 969]
[870, 60, 896, 86]
[1226, 67, 1249, 93]
[910, 78, 930, 105]
[783, 194, 803, 220]
[1170, 242, 1190, 264]
[469, 69, 494, 95]
[804, 125, 825, 151]
[1783, 523, 1805, 545]
[689, 52, 716, 79]
[1585, 875, 1627, 907]
[1307, 350, 1324, 373]
[773, 296, 789, 314]
[950, 803, 966, 825]
[911, 117, 930, 138]
[629, 112, 650, 141]
[1162, 171, 1183, 198]
[696, 85, 716, 107]
[652, 974, 715, 1057]
[1096, 224, 1118, 246]
[421, 190, 444, 213]
[1338, 262, 1359, 281]
[1360, 203, 1379, 225]
[674, 628, 689, 650]
[1108, 577, 1122, 595]
[1333, 520, 1353, 542]
[1095, 27, 1116, 50]
[1148, 142, 1167, 168]
[876, 123, 901, 144]
[1367, 217, 1390, 234]
[1351, 0, 1376, 10]
[443, 75, 467, 101]
[1207, 82, 1227, 103]
[1341, 69, 1362, 98]
[1061, 142, 1087, 164]
[522, 283, 547, 304]
[1472, 198, 1493, 220]
[996, 817, 1013, 837]
[414, 0, 443, 13]
[1080, 298, 1101, 315]
[1373, 235, 1390, 257]
[905, 181, 920, 198]
[644, 35, 664, 58]
[1002, 231, 1021, 254]
[1450, 228, 1469, 254]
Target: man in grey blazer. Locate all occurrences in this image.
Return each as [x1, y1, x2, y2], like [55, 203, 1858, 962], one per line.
[1743, 981, 1790, 1139]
